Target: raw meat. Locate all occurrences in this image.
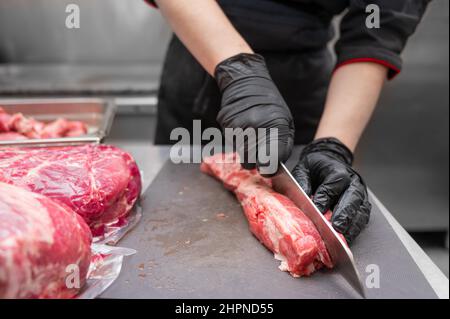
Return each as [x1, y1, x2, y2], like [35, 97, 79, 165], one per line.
[0, 182, 92, 298]
[0, 132, 28, 141]
[0, 144, 142, 235]
[0, 106, 88, 140]
[201, 153, 334, 277]
[0, 110, 11, 132]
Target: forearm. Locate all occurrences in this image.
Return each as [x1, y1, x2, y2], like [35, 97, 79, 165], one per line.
[315, 62, 388, 152]
[155, 0, 252, 75]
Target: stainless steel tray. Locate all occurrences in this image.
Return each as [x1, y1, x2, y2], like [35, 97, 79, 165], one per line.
[0, 98, 116, 147]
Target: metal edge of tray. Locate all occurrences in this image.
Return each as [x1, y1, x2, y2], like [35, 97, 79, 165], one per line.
[98, 99, 116, 141]
[0, 136, 101, 147]
[0, 97, 116, 147]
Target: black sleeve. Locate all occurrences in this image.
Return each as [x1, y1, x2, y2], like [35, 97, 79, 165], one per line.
[144, 0, 157, 8]
[335, 0, 430, 79]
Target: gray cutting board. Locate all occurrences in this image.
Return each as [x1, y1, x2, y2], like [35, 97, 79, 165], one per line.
[101, 160, 438, 299]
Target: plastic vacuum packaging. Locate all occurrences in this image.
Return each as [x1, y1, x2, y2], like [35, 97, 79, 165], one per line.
[94, 203, 142, 245]
[0, 144, 143, 242]
[77, 244, 136, 299]
[0, 181, 135, 299]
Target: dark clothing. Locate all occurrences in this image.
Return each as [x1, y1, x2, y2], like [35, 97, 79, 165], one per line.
[149, 0, 429, 144]
[147, 0, 430, 76]
[155, 35, 332, 144]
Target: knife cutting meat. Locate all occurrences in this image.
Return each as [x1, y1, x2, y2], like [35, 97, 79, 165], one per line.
[201, 152, 366, 297]
[272, 163, 366, 297]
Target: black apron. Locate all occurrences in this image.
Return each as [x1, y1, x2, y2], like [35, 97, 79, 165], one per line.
[155, 0, 334, 145]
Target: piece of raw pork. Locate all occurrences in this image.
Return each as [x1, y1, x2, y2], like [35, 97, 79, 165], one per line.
[201, 153, 336, 277]
[0, 182, 92, 298]
[0, 144, 141, 235]
[0, 106, 88, 140]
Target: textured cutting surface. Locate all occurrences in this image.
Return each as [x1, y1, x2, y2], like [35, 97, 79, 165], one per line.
[0, 144, 141, 235]
[101, 160, 438, 299]
[0, 182, 91, 299]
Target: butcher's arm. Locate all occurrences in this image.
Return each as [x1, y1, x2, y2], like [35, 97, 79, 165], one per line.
[155, 0, 295, 171]
[314, 62, 387, 152]
[293, 62, 387, 242]
[155, 0, 252, 75]
[293, 0, 429, 242]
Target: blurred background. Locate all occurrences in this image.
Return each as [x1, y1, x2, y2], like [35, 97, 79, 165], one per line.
[0, 0, 448, 276]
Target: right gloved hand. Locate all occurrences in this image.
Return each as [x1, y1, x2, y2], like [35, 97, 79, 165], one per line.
[214, 53, 295, 174]
[292, 138, 371, 243]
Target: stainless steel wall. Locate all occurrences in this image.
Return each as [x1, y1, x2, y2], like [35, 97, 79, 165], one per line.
[0, 0, 171, 63]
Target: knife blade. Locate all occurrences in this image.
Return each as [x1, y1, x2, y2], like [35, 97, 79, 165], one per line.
[272, 162, 366, 298]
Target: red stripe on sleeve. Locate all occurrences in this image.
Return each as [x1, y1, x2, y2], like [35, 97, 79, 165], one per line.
[334, 58, 400, 80]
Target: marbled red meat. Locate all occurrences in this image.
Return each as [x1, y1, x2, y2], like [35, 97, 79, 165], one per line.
[0, 182, 91, 298]
[0, 107, 87, 140]
[201, 153, 334, 277]
[0, 144, 142, 235]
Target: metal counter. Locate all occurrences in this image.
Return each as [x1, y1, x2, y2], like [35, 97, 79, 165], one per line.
[102, 139, 449, 299]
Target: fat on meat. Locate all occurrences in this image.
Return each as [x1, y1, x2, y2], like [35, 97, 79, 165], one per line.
[0, 144, 142, 236]
[201, 153, 336, 277]
[0, 182, 91, 298]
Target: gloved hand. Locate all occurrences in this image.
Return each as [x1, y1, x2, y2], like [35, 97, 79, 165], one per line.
[214, 53, 295, 174]
[292, 137, 371, 243]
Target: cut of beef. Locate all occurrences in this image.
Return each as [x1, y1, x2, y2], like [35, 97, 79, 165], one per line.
[0, 106, 88, 140]
[0, 182, 92, 298]
[0, 144, 142, 235]
[201, 153, 335, 276]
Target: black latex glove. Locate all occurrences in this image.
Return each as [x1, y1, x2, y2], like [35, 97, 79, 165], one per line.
[292, 137, 371, 243]
[215, 53, 295, 174]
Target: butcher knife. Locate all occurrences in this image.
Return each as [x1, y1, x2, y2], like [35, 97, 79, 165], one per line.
[272, 163, 366, 298]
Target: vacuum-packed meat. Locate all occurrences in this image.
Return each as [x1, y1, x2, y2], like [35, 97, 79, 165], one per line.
[0, 144, 142, 235]
[0, 182, 91, 298]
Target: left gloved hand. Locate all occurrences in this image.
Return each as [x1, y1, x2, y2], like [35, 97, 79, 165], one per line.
[292, 137, 371, 243]
[215, 53, 295, 174]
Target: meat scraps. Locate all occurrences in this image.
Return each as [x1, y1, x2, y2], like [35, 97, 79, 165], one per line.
[0, 106, 88, 140]
[0, 144, 142, 236]
[201, 153, 335, 277]
[0, 132, 28, 141]
[0, 182, 92, 298]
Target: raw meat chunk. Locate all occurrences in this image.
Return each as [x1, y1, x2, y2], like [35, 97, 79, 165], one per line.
[201, 153, 334, 277]
[0, 132, 28, 141]
[0, 144, 142, 235]
[0, 106, 88, 140]
[0, 109, 11, 132]
[0, 182, 91, 298]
